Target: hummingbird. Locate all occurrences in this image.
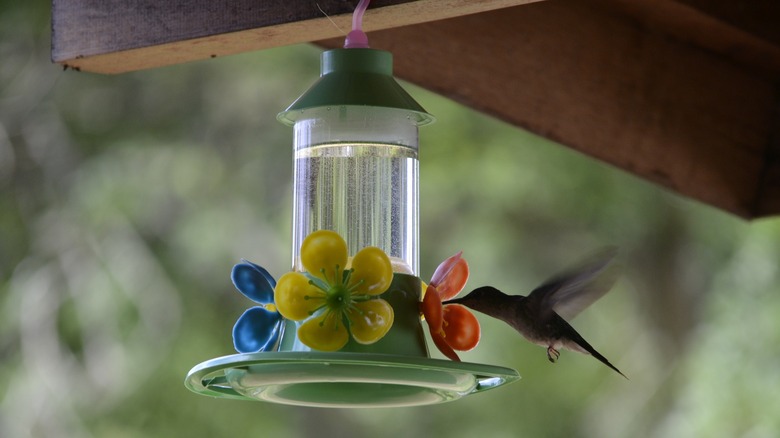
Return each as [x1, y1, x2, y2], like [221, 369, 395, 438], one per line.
[445, 248, 627, 378]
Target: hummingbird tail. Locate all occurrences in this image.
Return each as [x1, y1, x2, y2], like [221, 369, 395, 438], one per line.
[569, 336, 628, 379]
[589, 348, 628, 379]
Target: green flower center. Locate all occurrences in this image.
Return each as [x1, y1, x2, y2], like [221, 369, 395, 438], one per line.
[326, 283, 351, 312]
[306, 265, 368, 318]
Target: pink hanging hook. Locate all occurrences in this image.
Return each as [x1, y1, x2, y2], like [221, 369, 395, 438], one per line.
[344, 0, 371, 48]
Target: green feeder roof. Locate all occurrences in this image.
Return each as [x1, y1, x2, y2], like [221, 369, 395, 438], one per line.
[277, 48, 435, 126]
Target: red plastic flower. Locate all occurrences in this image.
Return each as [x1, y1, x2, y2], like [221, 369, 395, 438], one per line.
[421, 252, 480, 361]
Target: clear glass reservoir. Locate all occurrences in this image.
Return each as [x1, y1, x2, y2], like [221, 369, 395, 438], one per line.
[292, 106, 420, 275]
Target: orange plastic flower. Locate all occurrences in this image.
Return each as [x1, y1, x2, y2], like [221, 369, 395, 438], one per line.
[421, 252, 481, 361]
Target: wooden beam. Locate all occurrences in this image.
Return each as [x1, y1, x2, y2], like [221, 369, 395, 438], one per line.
[318, 0, 778, 218]
[674, 0, 780, 47]
[599, 0, 780, 79]
[754, 106, 780, 217]
[52, 0, 539, 74]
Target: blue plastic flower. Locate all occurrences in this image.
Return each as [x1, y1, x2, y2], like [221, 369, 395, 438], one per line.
[231, 261, 283, 353]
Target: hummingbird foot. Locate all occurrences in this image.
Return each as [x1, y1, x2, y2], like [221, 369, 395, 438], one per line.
[546, 346, 560, 363]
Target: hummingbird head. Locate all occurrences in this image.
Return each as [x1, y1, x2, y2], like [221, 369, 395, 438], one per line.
[444, 286, 510, 313]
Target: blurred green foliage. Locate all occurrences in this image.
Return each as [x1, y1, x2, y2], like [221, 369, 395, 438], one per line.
[2, 2, 780, 437]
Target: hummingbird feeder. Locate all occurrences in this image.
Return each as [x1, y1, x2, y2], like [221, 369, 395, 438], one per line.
[185, 0, 520, 408]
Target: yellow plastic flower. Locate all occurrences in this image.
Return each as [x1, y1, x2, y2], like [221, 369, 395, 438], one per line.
[274, 230, 394, 351]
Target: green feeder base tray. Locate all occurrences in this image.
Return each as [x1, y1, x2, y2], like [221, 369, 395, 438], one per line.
[185, 352, 520, 408]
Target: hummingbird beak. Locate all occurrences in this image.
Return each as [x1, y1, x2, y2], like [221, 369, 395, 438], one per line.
[442, 295, 467, 307]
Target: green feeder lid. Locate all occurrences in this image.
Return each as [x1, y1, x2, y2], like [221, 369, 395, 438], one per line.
[277, 48, 435, 126]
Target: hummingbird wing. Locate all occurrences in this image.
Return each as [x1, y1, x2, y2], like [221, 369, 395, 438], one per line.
[527, 247, 619, 321]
